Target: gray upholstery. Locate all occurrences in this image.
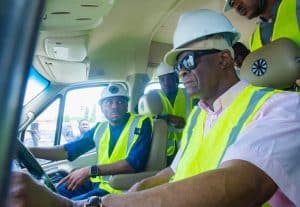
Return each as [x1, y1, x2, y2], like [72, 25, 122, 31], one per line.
[241, 38, 300, 89]
[109, 92, 168, 190]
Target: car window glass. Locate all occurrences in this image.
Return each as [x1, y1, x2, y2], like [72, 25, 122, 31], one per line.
[60, 86, 106, 144]
[23, 99, 60, 147]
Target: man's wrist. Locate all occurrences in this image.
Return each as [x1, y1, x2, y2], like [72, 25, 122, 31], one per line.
[84, 196, 102, 207]
[90, 165, 100, 177]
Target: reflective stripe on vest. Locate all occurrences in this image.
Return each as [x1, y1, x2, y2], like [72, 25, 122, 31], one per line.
[90, 113, 147, 194]
[93, 122, 108, 153]
[172, 85, 277, 182]
[158, 88, 191, 157]
[249, 0, 300, 51]
[182, 89, 191, 118]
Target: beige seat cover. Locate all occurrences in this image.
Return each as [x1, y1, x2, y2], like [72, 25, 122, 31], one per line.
[241, 38, 300, 89]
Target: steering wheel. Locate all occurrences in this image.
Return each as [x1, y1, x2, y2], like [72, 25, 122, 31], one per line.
[15, 138, 57, 192]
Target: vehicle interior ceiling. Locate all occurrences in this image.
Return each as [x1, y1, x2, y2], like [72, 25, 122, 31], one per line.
[28, 0, 257, 117]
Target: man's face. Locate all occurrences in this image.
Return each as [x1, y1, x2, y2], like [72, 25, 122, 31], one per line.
[176, 50, 220, 99]
[296, 79, 300, 87]
[79, 120, 90, 134]
[230, 0, 261, 19]
[158, 73, 178, 95]
[101, 96, 128, 125]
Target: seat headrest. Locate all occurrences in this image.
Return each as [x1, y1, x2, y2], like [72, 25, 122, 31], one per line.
[138, 91, 163, 115]
[240, 38, 300, 89]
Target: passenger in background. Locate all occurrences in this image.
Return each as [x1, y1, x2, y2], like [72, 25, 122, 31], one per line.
[224, 0, 300, 87]
[232, 41, 250, 76]
[27, 122, 41, 147]
[154, 62, 192, 165]
[28, 83, 152, 200]
[78, 119, 90, 137]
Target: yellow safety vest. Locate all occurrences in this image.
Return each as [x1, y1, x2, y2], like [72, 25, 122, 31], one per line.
[90, 113, 148, 194]
[158, 88, 192, 158]
[172, 85, 278, 206]
[249, 0, 300, 51]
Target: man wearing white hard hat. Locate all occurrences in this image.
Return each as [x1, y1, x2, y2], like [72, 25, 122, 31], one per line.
[8, 10, 300, 207]
[28, 83, 152, 200]
[154, 62, 192, 165]
[104, 9, 300, 207]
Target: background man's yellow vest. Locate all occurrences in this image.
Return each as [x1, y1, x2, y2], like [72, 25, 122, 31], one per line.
[158, 88, 192, 159]
[249, 0, 300, 52]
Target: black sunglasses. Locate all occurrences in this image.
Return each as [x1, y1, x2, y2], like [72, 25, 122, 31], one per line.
[174, 49, 221, 74]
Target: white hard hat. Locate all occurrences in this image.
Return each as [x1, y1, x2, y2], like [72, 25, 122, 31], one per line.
[156, 62, 175, 77]
[224, 0, 233, 12]
[164, 9, 240, 66]
[99, 83, 129, 103]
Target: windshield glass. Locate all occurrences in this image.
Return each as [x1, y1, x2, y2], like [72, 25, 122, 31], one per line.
[23, 67, 49, 105]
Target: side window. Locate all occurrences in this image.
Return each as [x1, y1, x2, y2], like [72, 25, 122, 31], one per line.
[23, 99, 60, 147]
[60, 86, 106, 144]
[23, 85, 107, 147]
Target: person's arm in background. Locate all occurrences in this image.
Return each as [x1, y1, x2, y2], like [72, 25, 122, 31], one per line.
[29, 125, 97, 161]
[29, 146, 68, 161]
[128, 167, 174, 192]
[165, 114, 185, 129]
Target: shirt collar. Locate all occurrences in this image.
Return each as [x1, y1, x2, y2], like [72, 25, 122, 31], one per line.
[199, 80, 249, 113]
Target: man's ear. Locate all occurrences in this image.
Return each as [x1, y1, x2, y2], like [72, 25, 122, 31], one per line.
[219, 49, 234, 70]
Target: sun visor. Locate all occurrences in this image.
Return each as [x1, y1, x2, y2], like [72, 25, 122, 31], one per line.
[40, 0, 114, 31]
[45, 36, 87, 62]
[36, 56, 90, 83]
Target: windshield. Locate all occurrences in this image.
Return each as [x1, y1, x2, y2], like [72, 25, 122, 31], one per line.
[23, 67, 49, 105]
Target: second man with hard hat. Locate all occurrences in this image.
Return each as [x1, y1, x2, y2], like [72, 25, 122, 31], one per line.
[154, 62, 193, 164]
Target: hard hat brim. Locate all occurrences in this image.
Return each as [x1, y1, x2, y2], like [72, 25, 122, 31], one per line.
[164, 35, 236, 66]
[99, 95, 129, 105]
[164, 48, 184, 67]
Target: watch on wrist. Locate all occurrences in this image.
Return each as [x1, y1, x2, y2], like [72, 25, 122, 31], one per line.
[84, 196, 102, 207]
[90, 165, 99, 178]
